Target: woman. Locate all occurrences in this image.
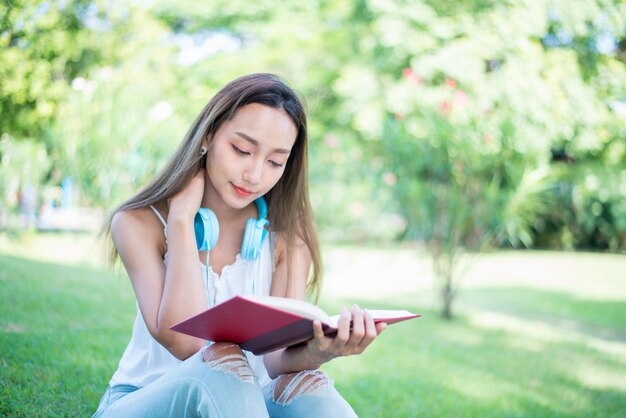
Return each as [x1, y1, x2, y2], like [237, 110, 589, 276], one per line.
[94, 73, 386, 417]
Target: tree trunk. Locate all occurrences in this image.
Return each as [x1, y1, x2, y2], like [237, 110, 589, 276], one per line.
[433, 250, 456, 320]
[441, 280, 454, 319]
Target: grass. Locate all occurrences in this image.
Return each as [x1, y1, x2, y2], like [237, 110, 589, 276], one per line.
[1, 232, 625, 417]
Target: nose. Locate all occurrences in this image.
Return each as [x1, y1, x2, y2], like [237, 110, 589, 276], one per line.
[242, 158, 263, 185]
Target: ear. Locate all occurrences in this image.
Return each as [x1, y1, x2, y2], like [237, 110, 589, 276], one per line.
[199, 137, 210, 166]
[199, 138, 210, 158]
[203, 133, 213, 148]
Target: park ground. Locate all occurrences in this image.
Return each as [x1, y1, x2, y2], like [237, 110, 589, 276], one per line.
[1, 232, 625, 417]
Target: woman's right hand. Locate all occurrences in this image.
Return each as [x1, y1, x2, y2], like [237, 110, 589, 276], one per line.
[156, 168, 210, 358]
[168, 170, 206, 221]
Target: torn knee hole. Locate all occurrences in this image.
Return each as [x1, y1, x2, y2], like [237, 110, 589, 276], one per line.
[272, 370, 330, 405]
[202, 343, 255, 383]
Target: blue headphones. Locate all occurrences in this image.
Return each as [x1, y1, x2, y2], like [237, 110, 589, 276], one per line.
[194, 197, 269, 260]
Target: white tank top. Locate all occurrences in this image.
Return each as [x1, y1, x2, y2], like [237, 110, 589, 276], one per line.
[109, 206, 275, 388]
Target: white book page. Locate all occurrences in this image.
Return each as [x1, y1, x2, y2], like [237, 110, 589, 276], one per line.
[328, 309, 416, 327]
[244, 295, 332, 324]
[367, 309, 415, 319]
[244, 296, 416, 328]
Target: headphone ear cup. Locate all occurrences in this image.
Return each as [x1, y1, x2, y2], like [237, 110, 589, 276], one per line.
[241, 218, 268, 260]
[194, 208, 219, 252]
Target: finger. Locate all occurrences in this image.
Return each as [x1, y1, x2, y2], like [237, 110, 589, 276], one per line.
[312, 320, 326, 340]
[349, 304, 365, 347]
[363, 309, 378, 343]
[375, 321, 388, 335]
[307, 321, 336, 363]
[334, 306, 351, 346]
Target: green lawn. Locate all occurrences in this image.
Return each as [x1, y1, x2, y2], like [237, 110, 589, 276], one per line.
[1, 233, 625, 417]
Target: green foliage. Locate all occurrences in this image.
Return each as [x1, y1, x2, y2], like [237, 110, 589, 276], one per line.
[1, 0, 624, 253]
[536, 162, 626, 251]
[499, 167, 555, 248]
[334, 0, 626, 317]
[377, 98, 553, 315]
[0, 0, 133, 140]
[50, 14, 193, 207]
[142, 0, 392, 241]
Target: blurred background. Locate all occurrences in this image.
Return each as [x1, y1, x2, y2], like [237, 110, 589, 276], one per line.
[2, 0, 625, 251]
[1, 0, 625, 417]
[2, 0, 625, 309]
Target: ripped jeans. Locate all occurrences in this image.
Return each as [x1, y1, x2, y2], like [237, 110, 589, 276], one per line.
[92, 344, 357, 418]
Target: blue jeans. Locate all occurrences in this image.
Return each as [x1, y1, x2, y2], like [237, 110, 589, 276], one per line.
[92, 349, 357, 417]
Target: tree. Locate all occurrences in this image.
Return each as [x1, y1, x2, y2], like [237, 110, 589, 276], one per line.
[0, 0, 138, 216]
[0, 0, 124, 140]
[331, 0, 625, 317]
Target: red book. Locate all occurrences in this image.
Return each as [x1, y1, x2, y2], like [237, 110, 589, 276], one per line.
[171, 295, 421, 355]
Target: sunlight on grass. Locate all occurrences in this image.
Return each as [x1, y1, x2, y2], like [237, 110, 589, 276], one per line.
[468, 309, 626, 358]
[0, 231, 108, 268]
[437, 363, 566, 410]
[468, 310, 572, 343]
[322, 245, 434, 300]
[322, 246, 626, 310]
[461, 251, 626, 301]
[575, 364, 626, 391]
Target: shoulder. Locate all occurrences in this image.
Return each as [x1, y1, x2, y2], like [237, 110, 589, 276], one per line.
[111, 206, 159, 235]
[271, 229, 312, 298]
[273, 230, 309, 263]
[111, 206, 167, 256]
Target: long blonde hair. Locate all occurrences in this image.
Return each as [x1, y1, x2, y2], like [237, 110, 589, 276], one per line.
[101, 73, 322, 296]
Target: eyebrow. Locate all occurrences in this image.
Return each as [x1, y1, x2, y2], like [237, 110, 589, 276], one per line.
[234, 132, 291, 154]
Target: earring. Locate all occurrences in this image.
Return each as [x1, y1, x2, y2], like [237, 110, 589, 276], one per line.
[200, 147, 207, 156]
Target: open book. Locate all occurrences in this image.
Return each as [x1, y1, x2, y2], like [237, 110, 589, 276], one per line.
[171, 295, 420, 355]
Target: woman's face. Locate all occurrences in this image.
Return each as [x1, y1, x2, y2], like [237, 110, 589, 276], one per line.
[204, 103, 298, 209]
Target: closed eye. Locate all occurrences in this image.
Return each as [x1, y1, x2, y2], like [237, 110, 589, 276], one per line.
[269, 160, 284, 168]
[232, 145, 250, 156]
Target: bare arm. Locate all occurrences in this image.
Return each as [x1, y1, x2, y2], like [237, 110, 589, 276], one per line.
[263, 234, 386, 378]
[112, 171, 208, 360]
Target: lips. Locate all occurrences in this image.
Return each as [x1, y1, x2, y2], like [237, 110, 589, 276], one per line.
[232, 183, 253, 197]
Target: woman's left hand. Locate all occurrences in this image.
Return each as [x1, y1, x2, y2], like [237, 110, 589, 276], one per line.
[306, 305, 387, 364]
